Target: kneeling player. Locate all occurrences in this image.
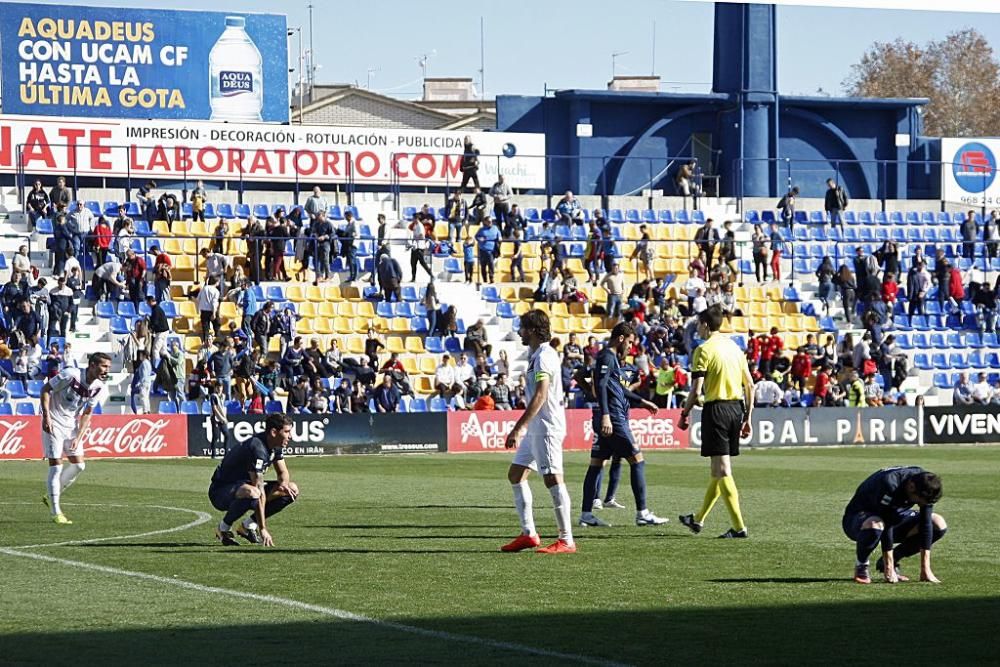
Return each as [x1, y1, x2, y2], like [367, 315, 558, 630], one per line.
[843, 466, 946, 584]
[208, 413, 300, 546]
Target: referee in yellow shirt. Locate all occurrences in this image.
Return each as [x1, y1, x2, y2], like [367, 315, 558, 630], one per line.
[678, 305, 754, 538]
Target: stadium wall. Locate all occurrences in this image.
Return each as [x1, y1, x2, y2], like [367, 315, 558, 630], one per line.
[1, 408, 997, 461]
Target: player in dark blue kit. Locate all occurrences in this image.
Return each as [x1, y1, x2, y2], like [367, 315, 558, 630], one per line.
[578, 322, 668, 528]
[208, 413, 300, 547]
[843, 466, 946, 584]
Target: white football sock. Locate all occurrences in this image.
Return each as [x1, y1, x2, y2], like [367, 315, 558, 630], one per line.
[218, 520, 231, 532]
[47, 465, 62, 515]
[59, 462, 85, 492]
[511, 481, 536, 536]
[549, 483, 574, 546]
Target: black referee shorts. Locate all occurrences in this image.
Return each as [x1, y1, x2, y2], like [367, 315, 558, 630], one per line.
[700, 400, 744, 458]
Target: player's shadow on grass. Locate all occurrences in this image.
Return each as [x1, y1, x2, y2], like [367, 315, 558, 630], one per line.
[148, 547, 502, 555]
[305, 524, 505, 529]
[76, 542, 208, 549]
[708, 577, 846, 584]
[3, 597, 999, 665]
[353, 504, 511, 510]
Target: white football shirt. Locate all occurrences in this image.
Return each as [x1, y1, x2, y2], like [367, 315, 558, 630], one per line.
[525, 343, 565, 437]
[46, 368, 108, 435]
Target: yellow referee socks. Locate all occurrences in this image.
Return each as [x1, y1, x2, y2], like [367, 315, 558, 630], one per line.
[694, 477, 721, 524]
[718, 475, 746, 532]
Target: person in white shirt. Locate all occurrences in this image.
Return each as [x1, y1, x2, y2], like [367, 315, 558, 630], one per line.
[754, 378, 783, 407]
[197, 277, 221, 342]
[41, 352, 112, 524]
[684, 270, 706, 314]
[434, 353, 461, 398]
[691, 287, 708, 315]
[454, 352, 475, 385]
[61, 248, 82, 279]
[71, 200, 95, 239]
[971, 372, 993, 404]
[501, 309, 576, 554]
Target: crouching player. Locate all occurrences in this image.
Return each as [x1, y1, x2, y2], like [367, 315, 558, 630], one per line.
[208, 413, 299, 546]
[843, 466, 946, 584]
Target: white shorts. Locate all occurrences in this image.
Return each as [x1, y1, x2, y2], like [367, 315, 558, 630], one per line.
[511, 431, 565, 475]
[42, 430, 81, 460]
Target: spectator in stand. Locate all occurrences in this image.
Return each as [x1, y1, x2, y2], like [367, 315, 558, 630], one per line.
[146, 295, 170, 361]
[341, 210, 360, 282]
[876, 334, 897, 392]
[505, 204, 526, 238]
[760, 327, 783, 377]
[475, 217, 501, 285]
[863, 374, 883, 407]
[26, 179, 49, 230]
[601, 230, 618, 275]
[814, 256, 836, 315]
[189, 179, 208, 223]
[464, 187, 486, 225]
[364, 327, 385, 370]
[689, 250, 708, 282]
[844, 370, 865, 407]
[434, 353, 461, 398]
[460, 136, 480, 192]
[49, 176, 71, 217]
[197, 276, 222, 342]
[601, 262, 625, 319]
[952, 372, 974, 405]
[853, 331, 874, 376]
[446, 190, 468, 243]
[47, 275, 73, 338]
[880, 273, 899, 322]
[970, 372, 992, 404]
[754, 376, 783, 407]
[693, 218, 719, 270]
[52, 213, 74, 277]
[209, 338, 235, 401]
[777, 186, 799, 229]
[813, 363, 832, 405]
[751, 224, 769, 283]
[972, 277, 998, 333]
[584, 227, 604, 286]
[769, 223, 785, 281]
[373, 374, 401, 413]
[835, 264, 858, 323]
[242, 215, 266, 284]
[509, 228, 526, 283]
[129, 349, 154, 414]
[876, 239, 901, 281]
[12, 244, 31, 280]
[675, 160, 700, 203]
[304, 186, 328, 225]
[960, 210, 978, 260]
[122, 249, 146, 310]
[92, 256, 124, 303]
[148, 245, 172, 304]
[423, 282, 441, 336]
[464, 319, 491, 358]
[156, 192, 180, 228]
[932, 251, 952, 313]
[985, 211, 999, 260]
[133, 180, 155, 225]
[555, 190, 583, 225]
[691, 287, 708, 315]
[69, 201, 92, 258]
[490, 174, 512, 227]
[376, 249, 403, 303]
[946, 264, 965, 315]
[311, 210, 334, 284]
[906, 261, 930, 317]
[823, 179, 848, 230]
[92, 215, 112, 267]
[160, 338, 186, 409]
[286, 375, 308, 414]
[407, 218, 433, 283]
[790, 347, 813, 393]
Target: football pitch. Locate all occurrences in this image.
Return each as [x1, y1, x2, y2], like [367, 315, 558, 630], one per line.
[1, 446, 998, 666]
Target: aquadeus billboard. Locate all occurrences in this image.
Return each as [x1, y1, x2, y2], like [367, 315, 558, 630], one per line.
[0, 115, 547, 187]
[0, 3, 289, 122]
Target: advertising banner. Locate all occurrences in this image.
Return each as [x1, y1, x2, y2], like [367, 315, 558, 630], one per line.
[186, 412, 449, 457]
[0, 414, 188, 460]
[0, 115, 547, 187]
[690, 407, 920, 448]
[923, 405, 1000, 444]
[941, 138, 1000, 207]
[0, 3, 289, 122]
[0, 416, 42, 459]
[446, 408, 689, 453]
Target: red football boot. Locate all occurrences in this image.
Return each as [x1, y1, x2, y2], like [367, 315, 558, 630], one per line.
[536, 539, 577, 554]
[500, 533, 541, 552]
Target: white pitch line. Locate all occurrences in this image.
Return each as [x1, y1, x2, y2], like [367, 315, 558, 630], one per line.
[0, 547, 630, 667]
[9, 504, 212, 549]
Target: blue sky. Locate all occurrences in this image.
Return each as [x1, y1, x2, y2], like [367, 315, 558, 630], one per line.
[23, 0, 1000, 98]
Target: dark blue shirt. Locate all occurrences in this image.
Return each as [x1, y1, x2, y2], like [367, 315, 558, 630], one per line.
[211, 436, 284, 486]
[476, 225, 501, 253]
[592, 347, 644, 441]
[845, 466, 934, 549]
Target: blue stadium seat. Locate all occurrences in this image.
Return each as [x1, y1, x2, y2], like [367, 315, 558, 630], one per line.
[809, 211, 826, 225]
[181, 202, 194, 219]
[744, 210, 760, 223]
[819, 316, 837, 332]
[111, 316, 131, 335]
[429, 396, 448, 412]
[425, 337, 444, 354]
[929, 333, 947, 348]
[932, 373, 951, 389]
[987, 353, 1000, 369]
[180, 400, 200, 415]
[0, 403, 11, 416]
[969, 351, 985, 369]
[912, 353, 931, 370]
[658, 209, 674, 223]
[376, 302, 393, 318]
[235, 203, 251, 219]
[328, 205, 343, 220]
[481, 286, 501, 303]
[26, 380, 44, 398]
[16, 403, 36, 415]
[410, 398, 428, 412]
[402, 206, 417, 221]
[225, 400, 243, 414]
[158, 402, 177, 414]
[216, 203, 234, 219]
[96, 301, 116, 319]
[393, 302, 413, 318]
[525, 207, 541, 222]
[265, 286, 285, 301]
[444, 337, 462, 354]
[252, 204, 270, 219]
[674, 210, 690, 224]
[793, 211, 808, 225]
[444, 258, 463, 274]
[36, 218, 54, 234]
[265, 400, 283, 414]
[641, 209, 657, 223]
[400, 285, 419, 302]
[497, 302, 516, 318]
[118, 302, 137, 318]
[946, 332, 964, 348]
[409, 317, 428, 333]
[895, 333, 912, 349]
[607, 209, 624, 223]
[949, 353, 969, 370]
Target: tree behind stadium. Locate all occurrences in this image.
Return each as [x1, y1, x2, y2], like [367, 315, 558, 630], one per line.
[843, 28, 1000, 137]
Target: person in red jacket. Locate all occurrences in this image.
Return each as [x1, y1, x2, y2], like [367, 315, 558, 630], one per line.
[947, 267, 965, 313]
[760, 327, 783, 377]
[94, 216, 113, 266]
[745, 329, 761, 367]
[790, 346, 813, 393]
[881, 274, 898, 320]
[813, 364, 831, 405]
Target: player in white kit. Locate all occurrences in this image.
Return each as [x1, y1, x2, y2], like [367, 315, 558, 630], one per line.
[40, 352, 112, 524]
[501, 309, 576, 554]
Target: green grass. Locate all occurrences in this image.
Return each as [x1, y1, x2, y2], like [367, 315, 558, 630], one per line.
[1, 447, 999, 665]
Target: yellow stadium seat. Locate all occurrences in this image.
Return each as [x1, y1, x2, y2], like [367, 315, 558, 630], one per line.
[313, 317, 334, 334]
[749, 316, 768, 331]
[419, 356, 438, 375]
[298, 302, 317, 317]
[177, 301, 198, 319]
[334, 317, 353, 333]
[515, 301, 532, 315]
[286, 285, 306, 302]
[434, 222, 450, 239]
[184, 336, 202, 353]
[402, 357, 419, 375]
[297, 319, 315, 335]
[550, 317, 570, 334]
[323, 285, 343, 301]
[728, 316, 748, 332]
[414, 376, 435, 395]
[346, 337, 365, 354]
[172, 221, 191, 236]
[767, 302, 784, 316]
[189, 221, 210, 237]
[152, 221, 172, 236]
[341, 286, 361, 301]
[268, 337, 281, 353]
[304, 285, 323, 302]
[355, 316, 375, 332]
[317, 302, 337, 318]
[161, 238, 183, 254]
[387, 336, 406, 354]
[405, 337, 425, 354]
[390, 319, 409, 334]
[355, 302, 375, 318]
[550, 302, 568, 317]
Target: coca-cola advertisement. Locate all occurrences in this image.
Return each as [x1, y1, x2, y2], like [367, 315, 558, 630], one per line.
[446, 409, 689, 453]
[79, 415, 189, 459]
[0, 417, 43, 460]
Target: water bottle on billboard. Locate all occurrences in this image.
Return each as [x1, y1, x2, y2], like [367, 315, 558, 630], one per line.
[209, 16, 263, 122]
